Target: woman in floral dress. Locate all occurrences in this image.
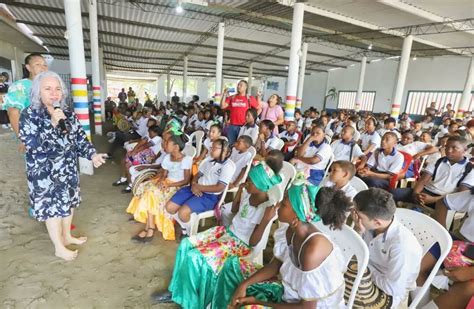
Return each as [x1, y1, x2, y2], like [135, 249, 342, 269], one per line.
[19, 71, 107, 261]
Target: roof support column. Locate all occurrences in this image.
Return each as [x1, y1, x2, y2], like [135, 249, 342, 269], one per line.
[215, 22, 225, 106]
[296, 42, 308, 110]
[391, 35, 413, 119]
[285, 2, 304, 121]
[248, 63, 253, 92]
[89, 0, 102, 135]
[457, 56, 473, 120]
[99, 46, 107, 118]
[64, 0, 93, 174]
[355, 56, 367, 112]
[167, 71, 171, 102]
[183, 56, 188, 102]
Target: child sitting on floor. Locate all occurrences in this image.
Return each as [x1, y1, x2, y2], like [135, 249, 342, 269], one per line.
[358, 132, 404, 190]
[165, 138, 236, 239]
[151, 156, 283, 307]
[126, 131, 192, 241]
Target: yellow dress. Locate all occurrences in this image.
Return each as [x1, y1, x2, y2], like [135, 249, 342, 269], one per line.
[126, 177, 178, 240]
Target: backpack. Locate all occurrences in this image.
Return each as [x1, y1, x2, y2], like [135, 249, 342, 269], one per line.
[431, 157, 473, 187]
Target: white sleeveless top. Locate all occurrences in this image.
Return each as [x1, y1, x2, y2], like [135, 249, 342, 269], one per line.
[273, 227, 346, 308]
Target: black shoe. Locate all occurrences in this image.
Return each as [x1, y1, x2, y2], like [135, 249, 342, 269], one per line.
[151, 290, 173, 304]
[121, 186, 132, 193]
[112, 179, 127, 186]
[131, 230, 147, 242]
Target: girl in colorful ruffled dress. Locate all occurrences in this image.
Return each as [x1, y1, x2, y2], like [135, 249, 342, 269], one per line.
[152, 154, 284, 308]
[213, 184, 352, 308]
[126, 131, 192, 241]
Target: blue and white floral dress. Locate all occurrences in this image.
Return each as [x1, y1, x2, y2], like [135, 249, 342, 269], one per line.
[19, 107, 96, 221]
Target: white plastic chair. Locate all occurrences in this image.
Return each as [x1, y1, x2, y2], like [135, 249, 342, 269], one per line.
[445, 210, 466, 231]
[189, 160, 236, 236]
[187, 130, 205, 157]
[314, 221, 369, 309]
[279, 161, 296, 191]
[349, 176, 368, 193]
[400, 156, 427, 188]
[395, 208, 453, 308]
[322, 153, 335, 180]
[227, 146, 257, 194]
[181, 144, 197, 158]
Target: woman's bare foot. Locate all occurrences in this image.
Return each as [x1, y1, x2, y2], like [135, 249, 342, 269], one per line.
[63, 236, 88, 246]
[55, 247, 78, 261]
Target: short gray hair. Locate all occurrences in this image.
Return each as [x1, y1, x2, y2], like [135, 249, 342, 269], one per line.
[30, 71, 68, 110]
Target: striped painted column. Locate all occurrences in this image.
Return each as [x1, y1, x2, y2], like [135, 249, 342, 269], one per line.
[457, 56, 473, 120]
[391, 35, 413, 119]
[65, 0, 93, 175]
[93, 86, 102, 134]
[71, 78, 91, 140]
[285, 3, 304, 121]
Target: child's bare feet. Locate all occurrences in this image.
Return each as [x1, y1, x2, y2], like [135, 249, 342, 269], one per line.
[63, 236, 88, 246]
[55, 247, 78, 261]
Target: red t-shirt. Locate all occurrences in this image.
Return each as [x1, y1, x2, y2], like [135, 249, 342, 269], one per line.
[225, 95, 258, 126]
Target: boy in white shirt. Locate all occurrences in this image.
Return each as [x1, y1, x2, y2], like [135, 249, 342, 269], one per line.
[392, 136, 473, 208]
[378, 117, 401, 140]
[415, 190, 474, 309]
[350, 188, 423, 308]
[323, 160, 358, 200]
[396, 130, 438, 178]
[358, 132, 404, 189]
[228, 135, 254, 189]
[331, 126, 367, 165]
[279, 121, 300, 160]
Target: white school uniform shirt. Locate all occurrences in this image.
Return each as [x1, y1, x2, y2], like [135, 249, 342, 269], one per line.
[422, 122, 434, 131]
[203, 137, 212, 154]
[265, 134, 281, 151]
[136, 116, 149, 137]
[348, 124, 361, 142]
[229, 190, 272, 245]
[395, 141, 430, 157]
[197, 158, 235, 194]
[360, 131, 381, 152]
[299, 140, 333, 170]
[295, 118, 304, 131]
[154, 149, 168, 165]
[367, 148, 404, 175]
[331, 140, 364, 161]
[149, 136, 162, 155]
[304, 117, 315, 129]
[161, 154, 193, 182]
[362, 217, 423, 308]
[423, 157, 474, 195]
[238, 124, 259, 145]
[323, 180, 358, 200]
[229, 148, 254, 183]
[279, 130, 299, 152]
[445, 190, 474, 242]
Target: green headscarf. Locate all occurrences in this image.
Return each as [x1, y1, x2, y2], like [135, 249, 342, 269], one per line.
[288, 172, 321, 223]
[248, 161, 282, 192]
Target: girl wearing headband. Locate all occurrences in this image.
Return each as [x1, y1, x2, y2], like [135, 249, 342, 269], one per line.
[127, 131, 192, 241]
[153, 157, 283, 307]
[213, 184, 352, 308]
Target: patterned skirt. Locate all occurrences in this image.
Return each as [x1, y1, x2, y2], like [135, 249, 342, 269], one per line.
[168, 226, 252, 309]
[126, 178, 178, 240]
[125, 148, 156, 169]
[212, 256, 283, 308]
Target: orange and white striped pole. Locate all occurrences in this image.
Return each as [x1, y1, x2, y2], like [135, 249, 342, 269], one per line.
[457, 56, 473, 120]
[285, 3, 305, 121]
[391, 35, 413, 120]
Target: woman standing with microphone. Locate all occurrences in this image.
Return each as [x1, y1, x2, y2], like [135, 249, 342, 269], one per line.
[19, 71, 107, 261]
[220, 80, 260, 145]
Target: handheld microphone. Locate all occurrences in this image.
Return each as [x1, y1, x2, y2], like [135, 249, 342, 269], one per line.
[53, 101, 68, 133]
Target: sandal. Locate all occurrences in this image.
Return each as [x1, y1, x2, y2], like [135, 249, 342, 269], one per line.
[131, 229, 148, 242]
[143, 228, 156, 243]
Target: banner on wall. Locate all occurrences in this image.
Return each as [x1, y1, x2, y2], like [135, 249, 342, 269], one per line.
[267, 81, 279, 91]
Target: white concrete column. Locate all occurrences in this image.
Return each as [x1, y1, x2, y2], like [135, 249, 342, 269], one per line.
[99, 46, 107, 117]
[167, 71, 171, 102]
[215, 22, 225, 106]
[296, 42, 308, 110]
[183, 56, 188, 102]
[89, 0, 102, 135]
[64, 0, 93, 175]
[285, 2, 305, 121]
[248, 63, 253, 92]
[355, 56, 367, 112]
[457, 56, 474, 119]
[391, 35, 413, 119]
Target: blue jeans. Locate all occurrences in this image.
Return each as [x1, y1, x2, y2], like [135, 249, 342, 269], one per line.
[226, 124, 242, 146]
[360, 177, 390, 189]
